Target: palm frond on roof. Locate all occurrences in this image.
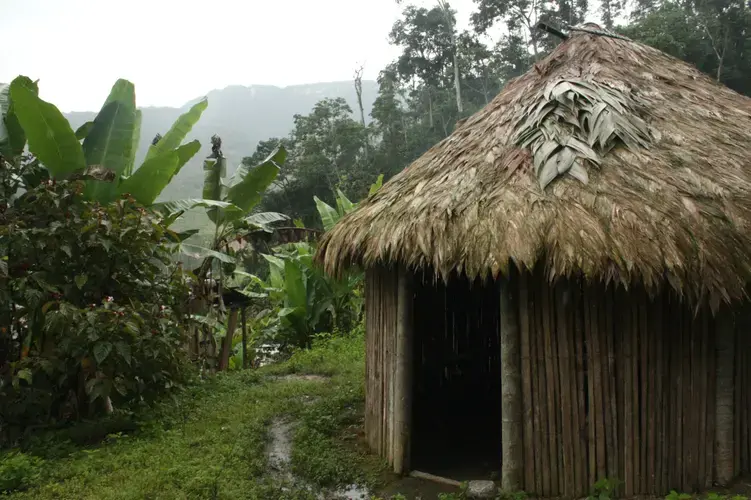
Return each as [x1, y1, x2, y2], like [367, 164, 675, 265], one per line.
[315, 24, 751, 305]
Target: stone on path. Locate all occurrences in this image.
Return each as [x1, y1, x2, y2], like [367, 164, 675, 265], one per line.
[466, 480, 497, 499]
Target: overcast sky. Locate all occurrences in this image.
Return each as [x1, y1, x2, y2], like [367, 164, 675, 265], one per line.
[0, 0, 479, 112]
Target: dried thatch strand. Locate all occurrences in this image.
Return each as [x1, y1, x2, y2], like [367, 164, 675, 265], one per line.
[315, 27, 751, 305]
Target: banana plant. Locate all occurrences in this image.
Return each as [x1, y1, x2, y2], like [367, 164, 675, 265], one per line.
[6, 75, 206, 205]
[314, 174, 383, 231]
[178, 135, 290, 275]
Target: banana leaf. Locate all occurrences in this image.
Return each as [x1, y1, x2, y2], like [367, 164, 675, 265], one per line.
[145, 98, 207, 162]
[10, 81, 84, 178]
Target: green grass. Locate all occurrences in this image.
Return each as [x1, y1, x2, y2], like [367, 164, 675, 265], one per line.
[1, 332, 388, 499]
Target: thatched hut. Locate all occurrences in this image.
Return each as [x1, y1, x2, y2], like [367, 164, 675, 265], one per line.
[316, 24, 751, 497]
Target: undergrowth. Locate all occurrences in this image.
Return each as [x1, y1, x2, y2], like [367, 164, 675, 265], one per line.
[0, 332, 380, 499]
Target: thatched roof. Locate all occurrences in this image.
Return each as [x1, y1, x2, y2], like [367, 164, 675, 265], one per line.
[317, 24, 751, 304]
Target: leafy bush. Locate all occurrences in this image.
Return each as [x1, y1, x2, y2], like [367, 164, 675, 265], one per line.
[0, 158, 194, 445]
[0, 452, 43, 493]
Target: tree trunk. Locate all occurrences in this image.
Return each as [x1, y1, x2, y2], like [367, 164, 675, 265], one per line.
[500, 274, 523, 491]
[452, 49, 462, 114]
[219, 308, 239, 371]
[715, 311, 735, 485]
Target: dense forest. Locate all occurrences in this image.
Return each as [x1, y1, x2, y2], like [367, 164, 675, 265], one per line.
[250, 0, 751, 224]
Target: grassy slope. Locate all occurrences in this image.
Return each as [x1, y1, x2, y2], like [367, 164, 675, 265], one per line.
[4, 334, 389, 500]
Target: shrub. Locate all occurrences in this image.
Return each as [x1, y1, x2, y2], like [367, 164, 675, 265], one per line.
[0, 452, 43, 493]
[0, 158, 194, 446]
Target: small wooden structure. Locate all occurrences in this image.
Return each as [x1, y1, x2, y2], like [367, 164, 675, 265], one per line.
[316, 24, 751, 497]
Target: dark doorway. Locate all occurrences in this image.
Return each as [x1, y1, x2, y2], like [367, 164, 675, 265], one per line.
[411, 271, 502, 480]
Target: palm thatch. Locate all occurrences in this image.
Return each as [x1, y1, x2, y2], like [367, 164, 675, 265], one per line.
[316, 24, 751, 305]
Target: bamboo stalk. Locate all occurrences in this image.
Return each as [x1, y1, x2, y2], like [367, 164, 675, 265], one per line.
[550, 284, 564, 495]
[534, 274, 551, 496]
[556, 282, 573, 496]
[541, 277, 559, 495]
[647, 295, 656, 494]
[574, 281, 588, 497]
[531, 280, 544, 496]
[584, 285, 596, 488]
[393, 266, 414, 474]
[604, 286, 618, 493]
[569, 282, 584, 497]
[623, 291, 634, 497]
[501, 273, 523, 491]
[591, 285, 606, 482]
[706, 313, 716, 488]
[519, 272, 535, 492]
[639, 290, 648, 494]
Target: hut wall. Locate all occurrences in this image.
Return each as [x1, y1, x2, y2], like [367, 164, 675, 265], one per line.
[364, 265, 404, 467]
[514, 270, 751, 497]
[364, 265, 751, 496]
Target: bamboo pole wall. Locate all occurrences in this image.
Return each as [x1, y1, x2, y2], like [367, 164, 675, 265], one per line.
[364, 266, 399, 464]
[515, 270, 751, 497]
[364, 265, 751, 497]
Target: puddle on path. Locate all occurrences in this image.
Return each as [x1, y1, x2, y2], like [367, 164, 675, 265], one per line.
[265, 418, 371, 500]
[271, 374, 329, 383]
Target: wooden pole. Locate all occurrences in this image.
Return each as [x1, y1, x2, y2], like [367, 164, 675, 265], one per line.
[393, 266, 414, 474]
[241, 307, 248, 369]
[218, 308, 239, 371]
[715, 309, 735, 485]
[500, 273, 523, 491]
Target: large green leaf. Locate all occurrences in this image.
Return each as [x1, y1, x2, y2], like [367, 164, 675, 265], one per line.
[145, 98, 207, 162]
[10, 81, 85, 177]
[1, 76, 37, 157]
[226, 146, 285, 215]
[152, 198, 243, 216]
[74, 121, 94, 140]
[283, 258, 307, 310]
[0, 83, 9, 147]
[124, 109, 142, 176]
[82, 80, 137, 200]
[117, 151, 179, 205]
[171, 139, 201, 181]
[315, 196, 339, 232]
[368, 174, 384, 196]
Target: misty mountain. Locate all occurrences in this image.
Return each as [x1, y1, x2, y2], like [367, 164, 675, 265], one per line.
[64, 80, 378, 200]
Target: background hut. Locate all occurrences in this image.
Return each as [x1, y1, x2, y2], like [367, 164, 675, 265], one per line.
[316, 24, 751, 497]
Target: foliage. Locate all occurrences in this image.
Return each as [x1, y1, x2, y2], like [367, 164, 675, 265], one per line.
[243, 180, 380, 352]
[0, 157, 193, 445]
[5, 76, 206, 206]
[1, 332, 380, 499]
[587, 478, 622, 500]
[0, 452, 42, 493]
[245, 243, 363, 351]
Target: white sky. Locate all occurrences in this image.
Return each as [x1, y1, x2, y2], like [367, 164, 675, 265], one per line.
[0, 0, 478, 112]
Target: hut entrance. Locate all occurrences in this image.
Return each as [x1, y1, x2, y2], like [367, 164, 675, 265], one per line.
[411, 272, 502, 479]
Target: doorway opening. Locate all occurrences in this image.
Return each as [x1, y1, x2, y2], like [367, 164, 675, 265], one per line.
[410, 271, 502, 480]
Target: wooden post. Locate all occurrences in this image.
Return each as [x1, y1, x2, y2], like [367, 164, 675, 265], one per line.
[218, 308, 239, 371]
[715, 310, 735, 485]
[241, 308, 248, 369]
[500, 273, 523, 491]
[393, 266, 414, 474]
